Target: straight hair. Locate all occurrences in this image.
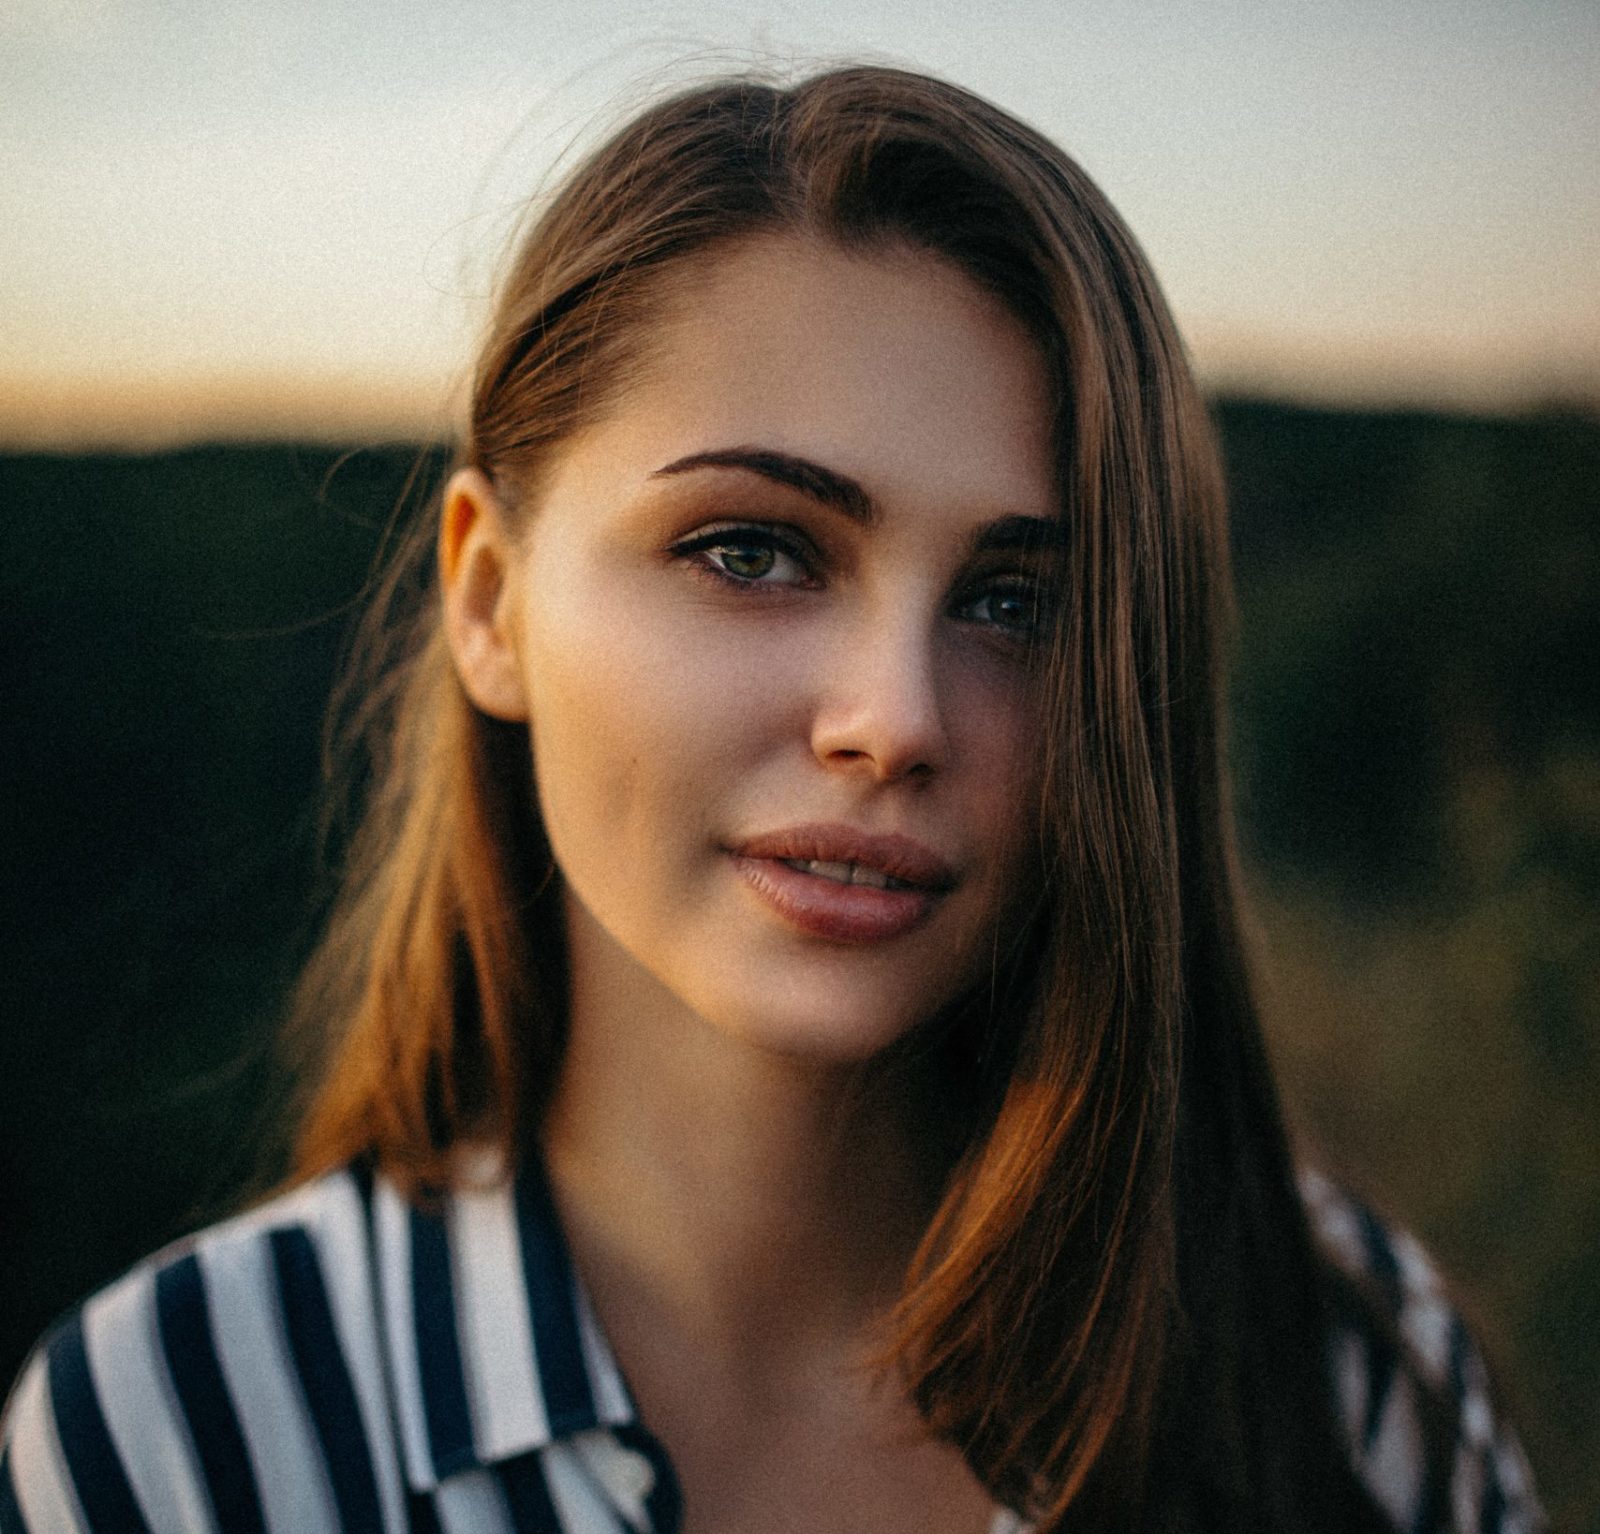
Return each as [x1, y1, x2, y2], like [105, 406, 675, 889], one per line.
[291, 66, 1418, 1532]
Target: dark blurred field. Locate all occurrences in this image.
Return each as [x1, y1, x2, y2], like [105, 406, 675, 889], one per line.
[1, 402, 1595, 1528]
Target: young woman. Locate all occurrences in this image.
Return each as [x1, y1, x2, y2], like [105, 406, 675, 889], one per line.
[0, 65, 1542, 1534]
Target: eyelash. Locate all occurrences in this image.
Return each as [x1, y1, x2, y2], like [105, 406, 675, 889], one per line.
[670, 523, 818, 590]
[668, 521, 1052, 645]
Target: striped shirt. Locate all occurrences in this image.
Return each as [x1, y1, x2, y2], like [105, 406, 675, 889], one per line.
[0, 1157, 1542, 1534]
[1299, 1167, 1544, 1534]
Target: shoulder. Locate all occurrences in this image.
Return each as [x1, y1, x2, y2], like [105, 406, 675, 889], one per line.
[0, 1166, 407, 1534]
[1298, 1166, 1545, 1534]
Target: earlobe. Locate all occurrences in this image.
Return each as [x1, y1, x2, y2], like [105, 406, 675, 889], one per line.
[439, 467, 529, 722]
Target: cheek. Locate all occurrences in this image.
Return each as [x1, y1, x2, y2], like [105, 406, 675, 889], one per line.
[954, 653, 1038, 803]
[522, 629, 682, 868]
[956, 671, 1045, 905]
[516, 586, 805, 874]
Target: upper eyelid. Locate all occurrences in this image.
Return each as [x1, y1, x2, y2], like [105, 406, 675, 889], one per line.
[956, 567, 1051, 601]
[670, 518, 814, 549]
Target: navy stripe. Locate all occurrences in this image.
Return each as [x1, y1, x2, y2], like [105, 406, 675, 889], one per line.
[0, 1448, 27, 1534]
[1447, 1312, 1469, 1409]
[270, 1229, 386, 1534]
[1410, 1447, 1448, 1534]
[1360, 1329, 1398, 1454]
[616, 1422, 683, 1534]
[515, 1164, 598, 1434]
[155, 1254, 267, 1534]
[405, 1488, 444, 1534]
[497, 1452, 562, 1531]
[1355, 1202, 1404, 1319]
[43, 1317, 151, 1534]
[1352, 1202, 1402, 1453]
[408, 1203, 476, 1477]
[1480, 1455, 1506, 1534]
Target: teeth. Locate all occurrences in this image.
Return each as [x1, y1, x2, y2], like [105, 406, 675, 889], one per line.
[787, 859, 902, 890]
[798, 859, 854, 884]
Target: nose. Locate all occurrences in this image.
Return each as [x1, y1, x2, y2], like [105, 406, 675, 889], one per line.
[808, 613, 949, 783]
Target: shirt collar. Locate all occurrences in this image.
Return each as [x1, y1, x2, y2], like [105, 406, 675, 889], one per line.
[373, 1148, 637, 1492]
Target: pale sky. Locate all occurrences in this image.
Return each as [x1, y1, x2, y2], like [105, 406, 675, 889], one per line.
[2, 0, 1596, 446]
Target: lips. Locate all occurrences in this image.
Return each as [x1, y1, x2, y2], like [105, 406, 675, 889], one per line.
[729, 823, 957, 942]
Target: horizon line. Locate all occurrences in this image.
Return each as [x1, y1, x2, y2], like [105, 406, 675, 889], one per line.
[2, 358, 1595, 453]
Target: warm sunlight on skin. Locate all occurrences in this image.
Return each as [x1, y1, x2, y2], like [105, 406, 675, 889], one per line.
[438, 232, 1060, 1534]
[442, 235, 1060, 1067]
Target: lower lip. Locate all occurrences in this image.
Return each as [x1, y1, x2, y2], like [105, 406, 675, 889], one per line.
[732, 856, 939, 943]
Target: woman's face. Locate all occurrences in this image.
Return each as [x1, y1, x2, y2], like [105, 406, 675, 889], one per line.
[445, 234, 1059, 1064]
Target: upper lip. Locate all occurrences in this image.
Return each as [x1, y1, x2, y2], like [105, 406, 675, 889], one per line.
[731, 823, 958, 892]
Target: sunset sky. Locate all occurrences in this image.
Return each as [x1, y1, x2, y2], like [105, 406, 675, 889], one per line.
[3, 0, 1596, 446]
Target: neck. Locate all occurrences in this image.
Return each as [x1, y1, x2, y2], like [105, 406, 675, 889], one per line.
[541, 900, 954, 1374]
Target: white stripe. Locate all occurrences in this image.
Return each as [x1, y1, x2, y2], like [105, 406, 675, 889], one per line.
[303, 1172, 409, 1534]
[1451, 1440, 1487, 1534]
[199, 1227, 341, 1534]
[1362, 1370, 1425, 1532]
[1296, 1163, 1333, 1208]
[545, 1439, 632, 1533]
[1389, 1228, 1453, 1387]
[570, 1431, 655, 1529]
[5, 1355, 89, 1534]
[1297, 1169, 1367, 1278]
[1496, 1428, 1532, 1501]
[1397, 1286, 1453, 1391]
[82, 1267, 217, 1534]
[448, 1179, 548, 1458]
[573, 1284, 633, 1427]
[376, 1175, 437, 1490]
[431, 1467, 517, 1534]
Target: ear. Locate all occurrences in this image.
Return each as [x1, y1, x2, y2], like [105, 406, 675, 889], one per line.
[439, 467, 529, 721]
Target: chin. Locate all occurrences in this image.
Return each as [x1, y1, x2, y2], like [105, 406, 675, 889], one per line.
[699, 975, 949, 1067]
[739, 1015, 917, 1067]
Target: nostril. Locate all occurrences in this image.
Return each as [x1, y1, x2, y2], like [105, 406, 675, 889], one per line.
[808, 634, 949, 781]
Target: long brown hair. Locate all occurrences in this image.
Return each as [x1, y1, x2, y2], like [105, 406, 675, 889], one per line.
[291, 66, 1397, 1533]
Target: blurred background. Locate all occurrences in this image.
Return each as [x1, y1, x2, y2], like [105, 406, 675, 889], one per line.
[2, 0, 1596, 1527]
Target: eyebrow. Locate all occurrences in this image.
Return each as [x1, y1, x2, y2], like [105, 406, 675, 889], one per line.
[971, 514, 1067, 556]
[650, 444, 1064, 554]
[651, 447, 877, 525]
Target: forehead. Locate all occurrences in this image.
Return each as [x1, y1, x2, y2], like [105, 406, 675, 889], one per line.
[557, 234, 1058, 522]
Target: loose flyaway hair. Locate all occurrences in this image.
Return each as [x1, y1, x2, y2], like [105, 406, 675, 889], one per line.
[290, 65, 1427, 1533]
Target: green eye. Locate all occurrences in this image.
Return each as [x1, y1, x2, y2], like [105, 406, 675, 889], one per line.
[713, 542, 778, 580]
[671, 523, 814, 587]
